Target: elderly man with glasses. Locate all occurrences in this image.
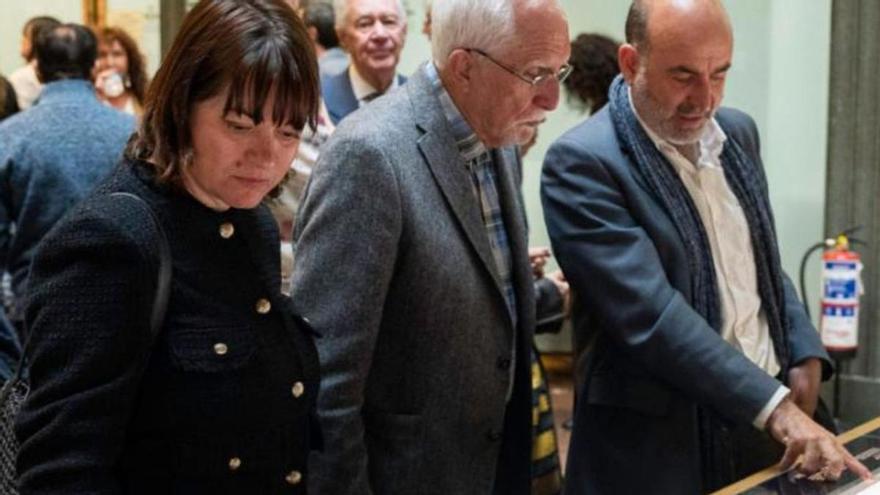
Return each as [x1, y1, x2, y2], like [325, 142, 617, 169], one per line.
[290, 0, 570, 493]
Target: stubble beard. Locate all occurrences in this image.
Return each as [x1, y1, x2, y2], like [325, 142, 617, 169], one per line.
[631, 78, 712, 146]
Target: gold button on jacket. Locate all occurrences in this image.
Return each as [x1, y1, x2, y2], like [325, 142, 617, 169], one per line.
[285, 470, 302, 485]
[228, 457, 242, 471]
[213, 343, 228, 356]
[255, 298, 272, 314]
[291, 381, 305, 398]
[219, 222, 235, 239]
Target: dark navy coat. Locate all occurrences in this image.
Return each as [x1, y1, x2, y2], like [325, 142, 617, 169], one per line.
[541, 107, 829, 494]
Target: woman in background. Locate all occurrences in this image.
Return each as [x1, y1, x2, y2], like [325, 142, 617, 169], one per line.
[94, 27, 149, 116]
[15, 1, 321, 492]
[563, 33, 620, 114]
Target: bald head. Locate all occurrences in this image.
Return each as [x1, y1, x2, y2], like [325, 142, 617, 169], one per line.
[618, 0, 734, 147]
[626, 0, 731, 53]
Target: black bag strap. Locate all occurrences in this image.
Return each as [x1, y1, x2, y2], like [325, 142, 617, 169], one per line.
[3, 192, 171, 388]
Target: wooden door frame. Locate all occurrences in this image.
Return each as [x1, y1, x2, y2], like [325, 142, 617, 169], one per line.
[82, 0, 106, 27]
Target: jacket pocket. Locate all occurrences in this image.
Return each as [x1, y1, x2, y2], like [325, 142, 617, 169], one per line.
[585, 373, 672, 417]
[363, 409, 424, 495]
[167, 326, 257, 373]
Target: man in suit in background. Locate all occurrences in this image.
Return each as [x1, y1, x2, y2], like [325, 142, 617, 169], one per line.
[322, 0, 407, 124]
[541, 0, 871, 493]
[291, 0, 570, 492]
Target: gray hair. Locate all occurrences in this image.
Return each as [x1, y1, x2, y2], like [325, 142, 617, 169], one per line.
[333, 0, 407, 30]
[431, 0, 558, 68]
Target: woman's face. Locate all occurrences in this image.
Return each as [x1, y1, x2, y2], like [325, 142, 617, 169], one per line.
[183, 88, 302, 211]
[97, 39, 129, 75]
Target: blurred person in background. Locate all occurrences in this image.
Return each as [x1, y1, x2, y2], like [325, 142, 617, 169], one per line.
[15, 0, 322, 492]
[563, 32, 620, 114]
[94, 27, 149, 117]
[269, 1, 338, 291]
[8, 16, 60, 110]
[323, 0, 407, 124]
[0, 22, 135, 381]
[304, 1, 348, 77]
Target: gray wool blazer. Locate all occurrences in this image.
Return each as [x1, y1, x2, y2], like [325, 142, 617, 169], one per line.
[291, 66, 536, 495]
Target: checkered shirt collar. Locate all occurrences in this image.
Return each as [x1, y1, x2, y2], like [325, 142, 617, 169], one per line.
[424, 62, 489, 162]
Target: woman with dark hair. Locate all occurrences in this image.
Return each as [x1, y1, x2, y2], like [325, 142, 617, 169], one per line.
[8, 16, 60, 109]
[563, 33, 621, 114]
[15, 0, 321, 492]
[94, 27, 149, 116]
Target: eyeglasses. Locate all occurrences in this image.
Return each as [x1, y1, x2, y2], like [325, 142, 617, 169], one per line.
[466, 48, 573, 86]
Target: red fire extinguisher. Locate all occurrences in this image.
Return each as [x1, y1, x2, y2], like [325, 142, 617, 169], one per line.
[819, 234, 863, 359]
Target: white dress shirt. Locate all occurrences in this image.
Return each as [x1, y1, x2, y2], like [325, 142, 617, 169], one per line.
[630, 92, 788, 429]
[348, 64, 399, 107]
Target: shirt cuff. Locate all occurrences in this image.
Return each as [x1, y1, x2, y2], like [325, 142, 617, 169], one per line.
[753, 385, 790, 430]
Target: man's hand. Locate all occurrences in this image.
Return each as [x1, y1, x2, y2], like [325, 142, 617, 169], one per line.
[787, 358, 822, 417]
[766, 398, 872, 481]
[529, 247, 552, 279]
[547, 270, 571, 316]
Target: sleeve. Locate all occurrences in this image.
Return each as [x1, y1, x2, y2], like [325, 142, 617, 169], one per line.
[534, 278, 564, 334]
[291, 134, 402, 495]
[14, 202, 159, 494]
[782, 273, 832, 379]
[540, 136, 782, 426]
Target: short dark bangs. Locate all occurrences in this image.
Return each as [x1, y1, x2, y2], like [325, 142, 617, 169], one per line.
[222, 35, 318, 132]
[185, 0, 320, 133]
[127, 0, 320, 185]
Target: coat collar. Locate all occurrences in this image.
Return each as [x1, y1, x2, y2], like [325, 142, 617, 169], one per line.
[36, 79, 97, 105]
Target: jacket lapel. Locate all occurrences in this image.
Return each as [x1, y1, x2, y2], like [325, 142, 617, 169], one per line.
[407, 70, 508, 309]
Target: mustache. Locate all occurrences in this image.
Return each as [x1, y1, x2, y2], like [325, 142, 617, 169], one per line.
[676, 102, 713, 118]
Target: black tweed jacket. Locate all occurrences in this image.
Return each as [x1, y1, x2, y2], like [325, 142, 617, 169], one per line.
[15, 158, 320, 494]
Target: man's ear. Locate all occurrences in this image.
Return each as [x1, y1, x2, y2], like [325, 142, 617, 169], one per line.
[444, 49, 474, 91]
[618, 43, 641, 83]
